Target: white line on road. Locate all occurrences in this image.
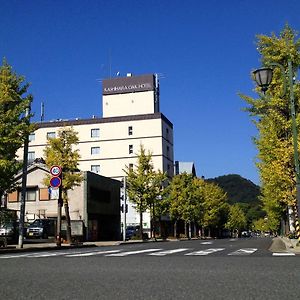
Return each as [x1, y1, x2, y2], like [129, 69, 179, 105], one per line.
[228, 248, 258, 256]
[200, 241, 213, 245]
[106, 248, 163, 257]
[185, 248, 225, 256]
[0, 250, 99, 259]
[148, 248, 190, 256]
[66, 250, 122, 257]
[272, 252, 296, 256]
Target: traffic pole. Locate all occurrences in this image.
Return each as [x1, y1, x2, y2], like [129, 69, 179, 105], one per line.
[122, 177, 127, 242]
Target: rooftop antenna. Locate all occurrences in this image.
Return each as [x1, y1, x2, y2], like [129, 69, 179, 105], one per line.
[109, 48, 112, 78]
[40, 102, 45, 122]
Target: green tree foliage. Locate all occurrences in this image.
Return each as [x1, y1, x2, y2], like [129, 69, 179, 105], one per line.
[252, 218, 268, 233]
[225, 204, 247, 235]
[124, 145, 167, 239]
[164, 173, 201, 237]
[0, 59, 34, 201]
[201, 181, 229, 237]
[43, 127, 83, 242]
[240, 25, 300, 232]
[164, 175, 228, 237]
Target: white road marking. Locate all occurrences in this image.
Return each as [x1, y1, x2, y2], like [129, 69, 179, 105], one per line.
[228, 248, 258, 256]
[148, 248, 190, 256]
[0, 253, 34, 259]
[66, 250, 122, 257]
[0, 250, 99, 259]
[200, 241, 213, 245]
[185, 248, 225, 256]
[106, 248, 163, 257]
[272, 252, 296, 256]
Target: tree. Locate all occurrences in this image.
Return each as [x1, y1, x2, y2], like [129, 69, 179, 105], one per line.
[165, 173, 195, 238]
[0, 59, 34, 202]
[43, 127, 83, 243]
[225, 204, 247, 237]
[240, 25, 300, 232]
[201, 181, 228, 237]
[124, 145, 167, 239]
[163, 174, 206, 238]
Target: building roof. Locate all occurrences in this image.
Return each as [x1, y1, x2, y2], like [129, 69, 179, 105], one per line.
[36, 112, 173, 129]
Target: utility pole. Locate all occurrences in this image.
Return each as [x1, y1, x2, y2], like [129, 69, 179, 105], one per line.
[49, 165, 63, 247]
[56, 182, 62, 247]
[18, 107, 30, 249]
[122, 177, 127, 242]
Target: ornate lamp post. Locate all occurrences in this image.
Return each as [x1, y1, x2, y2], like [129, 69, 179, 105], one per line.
[253, 60, 300, 241]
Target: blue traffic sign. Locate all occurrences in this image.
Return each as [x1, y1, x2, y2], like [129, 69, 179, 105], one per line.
[50, 176, 61, 188]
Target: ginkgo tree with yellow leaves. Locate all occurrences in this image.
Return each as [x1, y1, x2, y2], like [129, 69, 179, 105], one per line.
[241, 25, 300, 233]
[43, 127, 83, 243]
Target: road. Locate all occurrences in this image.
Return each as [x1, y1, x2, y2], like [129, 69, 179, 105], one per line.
[0, 238, 299, 299]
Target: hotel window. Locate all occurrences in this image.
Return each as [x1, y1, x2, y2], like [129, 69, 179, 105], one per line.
[91, 165, 100, 174]
[28, 133, 35, 142]
[91, 147, 100, 155]
[47, 132, 56, 139]
[129, 145, 133, 154]
[28, 151, 35, 162]
[91, 128, 100, 138]
[167, 146, 170, 158]
[128, 126, 133, 136]
[129, 163, 134, 171]
[166, 128, 169, 139]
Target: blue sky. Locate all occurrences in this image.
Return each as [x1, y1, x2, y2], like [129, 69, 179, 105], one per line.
[1, 0, 300, 185]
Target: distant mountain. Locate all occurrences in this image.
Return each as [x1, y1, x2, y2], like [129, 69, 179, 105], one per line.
[206, 174, 264, 224]
[206, 174, 260, 205]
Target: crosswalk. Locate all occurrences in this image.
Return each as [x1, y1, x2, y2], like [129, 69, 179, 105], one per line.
[0, 247, 296, 259]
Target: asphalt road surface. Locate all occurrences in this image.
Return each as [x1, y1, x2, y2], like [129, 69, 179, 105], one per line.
[1, 238, 299, 300]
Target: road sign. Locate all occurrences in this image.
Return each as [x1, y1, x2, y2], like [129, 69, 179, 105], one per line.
[50, 176, 61, 188]
[48, 187, 59, 200]
[50, 165, 62, 176]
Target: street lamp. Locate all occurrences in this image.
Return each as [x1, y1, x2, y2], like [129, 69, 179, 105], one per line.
[253, 67, 273, 93]
[253, 60, 300, 240]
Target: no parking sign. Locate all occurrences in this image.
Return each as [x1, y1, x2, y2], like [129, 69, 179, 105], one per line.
[50, 165, 62, 188]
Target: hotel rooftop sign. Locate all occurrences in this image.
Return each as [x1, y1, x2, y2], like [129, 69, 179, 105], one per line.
[102, 74, 155, 95]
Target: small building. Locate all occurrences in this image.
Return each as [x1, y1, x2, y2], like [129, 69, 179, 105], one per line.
[174, 161, 197, 176]
[5, 162, 121, 241]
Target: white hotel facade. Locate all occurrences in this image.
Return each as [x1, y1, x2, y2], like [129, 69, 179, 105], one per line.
[17, 74, 174, 229]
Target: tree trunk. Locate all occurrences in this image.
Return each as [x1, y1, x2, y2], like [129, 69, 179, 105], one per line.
[174, 220, 177, 238]
[152, 203, 156, 240]
[184, 221, 187, 238]
[139, 204, 143, 239]
[0, 191, 3, 208]
[63, 190, 72, 244]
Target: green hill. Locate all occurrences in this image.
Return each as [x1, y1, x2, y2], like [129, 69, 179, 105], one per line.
[206, 174, 260, 205]
[206, 174, 264, 225]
